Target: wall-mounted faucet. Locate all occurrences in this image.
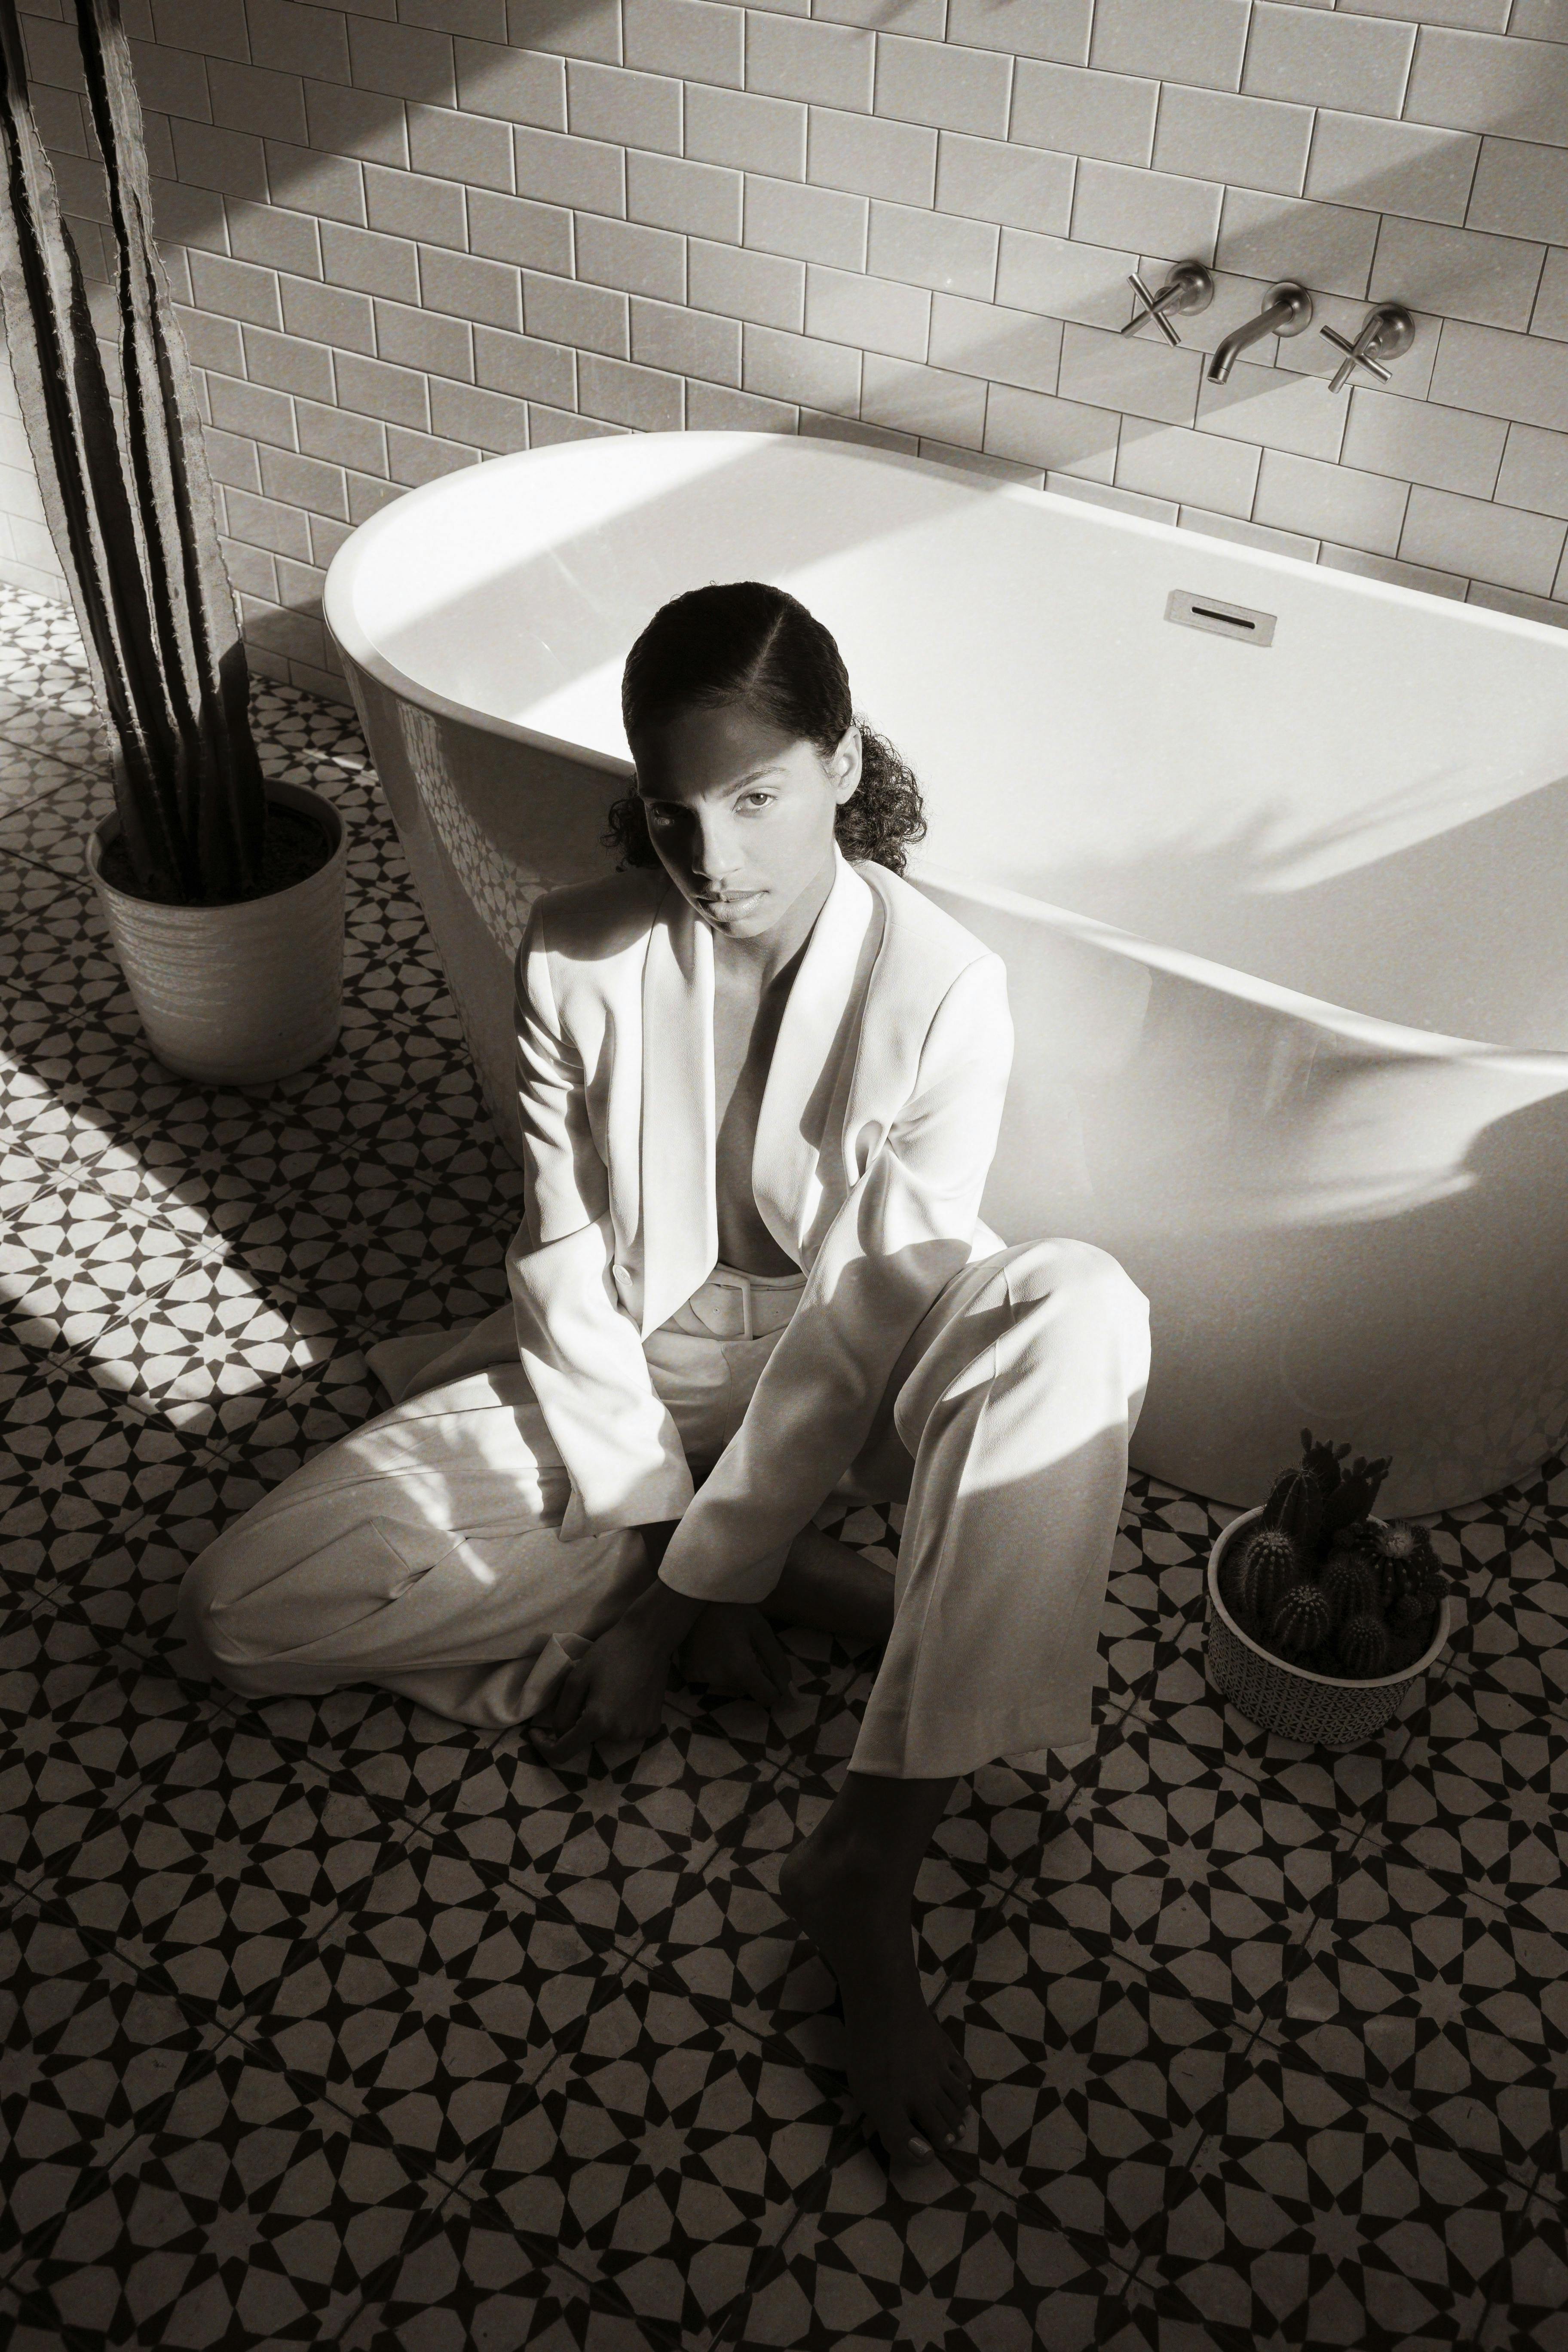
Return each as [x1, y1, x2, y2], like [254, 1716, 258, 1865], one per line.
[1320, 303, 1416, 394]
[1206, 281, 1314, 383]
[1121, 260, 1214, 346]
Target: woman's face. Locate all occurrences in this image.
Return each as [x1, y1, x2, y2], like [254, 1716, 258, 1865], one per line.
[631, 701, 860, 944]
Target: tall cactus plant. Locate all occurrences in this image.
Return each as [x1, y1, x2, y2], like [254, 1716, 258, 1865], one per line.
[0, 0, 269, 904]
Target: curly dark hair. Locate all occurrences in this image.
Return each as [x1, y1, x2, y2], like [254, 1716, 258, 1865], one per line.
[603, 580, 928, 876]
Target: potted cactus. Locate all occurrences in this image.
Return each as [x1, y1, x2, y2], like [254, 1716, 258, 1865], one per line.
[0, 0, 346, 1084]
[1206, 1429, 1452, 1746]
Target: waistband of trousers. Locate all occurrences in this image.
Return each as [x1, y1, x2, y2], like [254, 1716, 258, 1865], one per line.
[675, 1258, 805, 1341]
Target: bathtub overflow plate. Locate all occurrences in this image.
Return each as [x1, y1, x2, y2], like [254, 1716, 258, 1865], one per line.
[1166, 588, 1276, 647]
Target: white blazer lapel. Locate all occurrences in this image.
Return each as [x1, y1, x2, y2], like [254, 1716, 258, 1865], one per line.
[639, 879, 718, 1336]
[752, 847, 878, 1263]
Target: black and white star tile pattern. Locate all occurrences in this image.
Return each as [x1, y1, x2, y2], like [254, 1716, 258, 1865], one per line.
[0, 582, 1565, 2350]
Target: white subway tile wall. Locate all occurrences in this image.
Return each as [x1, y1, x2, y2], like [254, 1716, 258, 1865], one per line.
[4, 0, 1568, 684]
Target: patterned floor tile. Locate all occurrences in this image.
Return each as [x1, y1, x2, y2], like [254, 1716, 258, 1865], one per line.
[218, 1190, 486, 1330]
[462, 1994, 835, 2335]
[189, 1681, 500, 1831]
[0, 665, 98, 728]
[0, 686, 111, 772]
[1291, 1819, 1565, 2179]
[0, 1364, 214, 1575]
[1151, 2045, 1521, 2348]
[343, 823, 417, 904]
[228, 1140, 513, 1282]
[0, 1908, 203, 2269]
[249, 1839, 594, 2179]
[31, 2039, 445, 2347]
[931, 1757, 1087, 1887]
[336, 2217, 671, 2352]
[76, 1266, 348, 1447]
[950, 1897, 1224, 2248]
[0, 740, 109, 829]
[342, 898, 457, 1031]
[92, 1092, 361, 1243]
[1460, 1546, 1568, 1721]
[335, 1087, 525, 1215]
[0, 1618, 227, 1893]
[250, 681, 367, 766]
[0, 1063, 128, 1196]
[24, 1716, 393, 2019]
[427, 1728, 745, 1909]
[0, 2284, 71, 2352]
[176, 1344, 383, 1475]
[257, 731, 374, 797]
[0, 1182, 213, 1356]
[329, 1007, 490, 1102]
[1067, 1693, 1391, 2034]
[1387, 1691, 1568, 1914]
[56, 1517, 210, 1671]
[724, 2169, 1135, 2352]
[1498, 2193, 1568, 2352]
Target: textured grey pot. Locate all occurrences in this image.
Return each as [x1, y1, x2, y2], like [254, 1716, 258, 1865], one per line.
[86, 775, 346, 1085]
[1206, 1504, 1451, 1747]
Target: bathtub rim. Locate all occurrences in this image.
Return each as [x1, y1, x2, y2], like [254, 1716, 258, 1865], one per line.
[325, 430, 1568, 1065]
[323, 429, 1568, 781]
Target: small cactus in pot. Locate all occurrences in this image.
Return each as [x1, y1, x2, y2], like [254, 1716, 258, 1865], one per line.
[1216, 1427, 1452, 1683]
[1232, 1524, 1302, 1630]
[1321, 1549, 1381, 1629]
[1338, 1613, 1391, 1680]
[1269, 1579, 1332, 1661]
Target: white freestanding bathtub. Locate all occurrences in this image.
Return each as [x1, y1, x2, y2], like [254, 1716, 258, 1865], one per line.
[325, 431, 1568, 1515]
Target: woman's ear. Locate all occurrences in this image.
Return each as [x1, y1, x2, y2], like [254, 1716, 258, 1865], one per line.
[831, 723, 862, 806]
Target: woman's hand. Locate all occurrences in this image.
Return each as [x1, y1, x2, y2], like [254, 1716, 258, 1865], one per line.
[527, 1612, 675, 1767]
[677, 1604, 792, 1707]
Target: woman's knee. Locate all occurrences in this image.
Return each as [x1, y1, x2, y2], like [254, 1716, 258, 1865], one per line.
[175, 1535, 270, 1690]
[1007, 1236, 1149, 1329]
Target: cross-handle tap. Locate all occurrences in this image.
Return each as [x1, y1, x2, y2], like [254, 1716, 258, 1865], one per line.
[1121, 260, 1214, 346]
[1320, 303, 1416, 394]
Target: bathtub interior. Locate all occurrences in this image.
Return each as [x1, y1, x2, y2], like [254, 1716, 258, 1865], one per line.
[336, 432, 1568, 1052]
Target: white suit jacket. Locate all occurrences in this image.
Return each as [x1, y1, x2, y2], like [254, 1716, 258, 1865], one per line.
[507, 841, 1014, 1594]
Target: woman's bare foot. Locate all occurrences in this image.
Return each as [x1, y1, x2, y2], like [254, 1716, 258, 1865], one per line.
[778, 1780, 971, 2165]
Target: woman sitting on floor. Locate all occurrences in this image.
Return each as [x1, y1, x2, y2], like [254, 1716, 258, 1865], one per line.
[177, 580, 1152, 2168]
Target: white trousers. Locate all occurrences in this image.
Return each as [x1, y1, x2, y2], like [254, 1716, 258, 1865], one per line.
[176, 1238, 1151, 1779]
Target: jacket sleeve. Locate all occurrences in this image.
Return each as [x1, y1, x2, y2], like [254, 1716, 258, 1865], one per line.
[506, 899, 695, 1540]
[656, 950, 1014, 1603]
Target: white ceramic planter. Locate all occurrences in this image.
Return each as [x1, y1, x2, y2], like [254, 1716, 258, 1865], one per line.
[86, 775, 347, 1085]
[1206, 1505, 1451, 1747]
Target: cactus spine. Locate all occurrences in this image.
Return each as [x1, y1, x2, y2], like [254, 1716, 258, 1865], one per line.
[1320, 1451, 1393, 1539]
[1262, 1465, 1324, 1557]
[1337, 1612, 1390, 1678]
[1234, 1525, 1302, 1632]
[1270, 1581, 1332, 1660]
[1375, 1521, 1439, 1616]
[1321, 1551, 1380, 1629]
[1389, 1562, 1443, 1630]
[1299, 1428, 1351, 1502]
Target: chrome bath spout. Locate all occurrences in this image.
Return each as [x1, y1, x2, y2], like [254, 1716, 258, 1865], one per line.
[1206, 280, 1313, 383]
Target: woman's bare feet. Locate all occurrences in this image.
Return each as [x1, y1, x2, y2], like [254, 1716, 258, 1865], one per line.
[777, 1772, 971, 2166]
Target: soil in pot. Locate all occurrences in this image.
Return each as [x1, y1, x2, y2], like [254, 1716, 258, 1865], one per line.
[1216, 1531, 1440, 1683]
[98, 802, 335, 906]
